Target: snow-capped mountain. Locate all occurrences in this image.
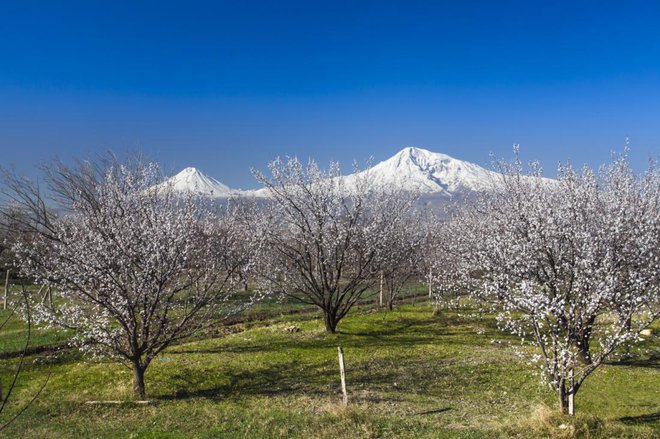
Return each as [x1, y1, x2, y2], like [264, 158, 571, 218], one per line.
[160, 167, 235, 198]
[165, 147, 545, 200]
[344, 147, 501, 197]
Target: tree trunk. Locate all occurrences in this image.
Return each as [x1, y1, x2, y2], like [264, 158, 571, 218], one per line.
[576, 340, 592, 365]
[324, 311, 338, 333]
[577, 332, 593, 364]
[557, 381, 576, 416]
[558, 384, 569, 415]
[620, 315, 633, 358]
[573, 317, 595, 365]
[622, 315, 632, 331]
[38, 285, 47, 304]
[387, 283, 394, 311]
[132, 361, 147, 400]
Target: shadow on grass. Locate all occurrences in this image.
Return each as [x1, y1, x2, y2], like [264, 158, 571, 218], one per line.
[156, 319, 508, 403]
[413, 407, 452, 416]
[604, 355, 659, 370]
[617, 411, 660, 425]
[157, 360, 339, 401]
[172, 314, 504, 358]
[157, 356, 465, 403]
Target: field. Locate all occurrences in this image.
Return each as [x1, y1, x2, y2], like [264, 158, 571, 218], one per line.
[0, 292, 658, 438]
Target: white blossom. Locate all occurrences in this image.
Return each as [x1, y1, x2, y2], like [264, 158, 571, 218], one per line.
[437, 150, 659, 415]
[11, 158, 258, 398]
[250, 157, 416, 332]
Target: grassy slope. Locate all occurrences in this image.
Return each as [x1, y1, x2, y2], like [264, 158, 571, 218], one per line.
[0, 286, 72, 355]
[1, 302, 658, 438]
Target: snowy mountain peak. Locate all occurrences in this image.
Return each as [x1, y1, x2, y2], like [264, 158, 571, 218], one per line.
[362, 147, 501, 196]
[386, 147, 456, 174]
[179, 166, 202, 175]
[394, 146, 452, 163]
[162, 167, 234, 198]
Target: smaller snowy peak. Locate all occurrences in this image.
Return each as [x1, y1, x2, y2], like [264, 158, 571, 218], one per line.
[162, 167, 234, 198]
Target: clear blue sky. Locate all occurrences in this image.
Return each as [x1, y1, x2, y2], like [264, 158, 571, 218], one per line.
[1, 0, 659, 188]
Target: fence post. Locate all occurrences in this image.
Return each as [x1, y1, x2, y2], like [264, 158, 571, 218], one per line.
[3, 269, 9, 310]
[338, 346, 348, 406]
[379, 271, 384, 307]
[568, 367, 575, 416]
[428, 268, 433, 299]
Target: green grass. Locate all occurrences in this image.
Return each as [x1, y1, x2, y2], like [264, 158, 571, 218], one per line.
[0, 308, 71, 356]
[1, 299, 658, 438]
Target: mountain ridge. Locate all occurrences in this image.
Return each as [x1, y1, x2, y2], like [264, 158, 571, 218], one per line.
[161, 147, 531, 199]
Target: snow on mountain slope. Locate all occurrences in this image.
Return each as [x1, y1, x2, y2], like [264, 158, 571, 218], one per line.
[251, 147, 515, 198]
[166, 147, 551, 200]
[343, 147, 503, 197]
[160, 167, 235, 198]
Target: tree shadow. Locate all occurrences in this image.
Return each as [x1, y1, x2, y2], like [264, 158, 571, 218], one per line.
[604, 355, 659, 370]
[157, 312, 512, 402]
[413, 407, 452, 416]
[173, 314, 502, 359]
[156, 357, 463, 404]
[617, 411, 660, 425]
[157, 360, 335, 401]
[172, 328, 467, 358]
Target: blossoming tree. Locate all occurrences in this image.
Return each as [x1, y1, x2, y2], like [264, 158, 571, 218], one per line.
[252, 157, 415, 332]
[6, 158, 256, 399]
[376, 209, 428, 310]
[439, 150, 659, 415]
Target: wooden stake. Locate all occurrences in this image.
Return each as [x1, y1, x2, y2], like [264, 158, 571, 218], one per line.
[379, 271, 384, 307]
[568, 367, 575, 416]
[338, 346, 348, 406]
[428, 268, 433, 299]
[3, 269, 9, 310]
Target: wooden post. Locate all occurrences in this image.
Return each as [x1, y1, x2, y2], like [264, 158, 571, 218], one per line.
[3, 269, 9, 310]
[568, 367, 575, 416]
[338, 346, 348, 406]
[379, 271, 384, 308]
[428, 268, 433, 299]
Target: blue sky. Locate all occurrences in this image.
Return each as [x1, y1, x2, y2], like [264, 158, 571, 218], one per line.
[1, 0, 659, 188]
